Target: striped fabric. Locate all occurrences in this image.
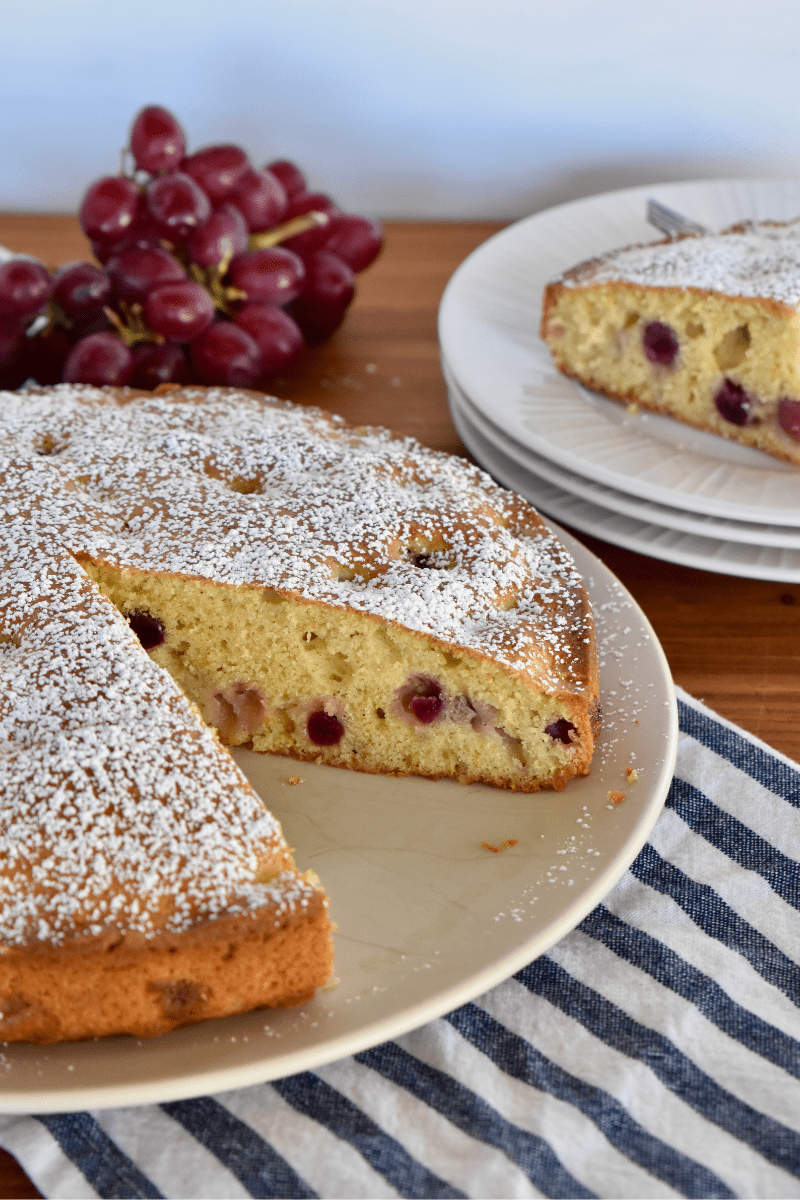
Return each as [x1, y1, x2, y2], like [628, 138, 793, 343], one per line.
[1, 685, 798, 1200]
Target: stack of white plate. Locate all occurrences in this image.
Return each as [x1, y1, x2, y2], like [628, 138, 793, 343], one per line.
[438, 179, 800, 581]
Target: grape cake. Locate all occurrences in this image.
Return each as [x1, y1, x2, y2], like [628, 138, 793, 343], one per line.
[0, 383, 599, 1043]
[540, 218, 800, 465]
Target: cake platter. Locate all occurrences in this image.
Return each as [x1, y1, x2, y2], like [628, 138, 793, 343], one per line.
[0, 523, 676, 1113]
[438, 178, 800, 527]
[449, 379, 800, 583]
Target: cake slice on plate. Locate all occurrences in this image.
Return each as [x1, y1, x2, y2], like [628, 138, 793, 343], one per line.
[541, 218, 800, 464]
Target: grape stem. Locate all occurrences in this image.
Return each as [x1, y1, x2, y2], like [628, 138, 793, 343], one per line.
[188, 260, 247, 316]
[249, 210, 329, 251]
[29, 300, 63, 338]
[104, 302, 164, 346]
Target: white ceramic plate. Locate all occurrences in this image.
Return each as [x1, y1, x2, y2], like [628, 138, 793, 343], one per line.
[443, 356, 800, 550]
[449, 386, 800, 583]
[438, 179, 800, 526]
[0, 527, 676, 1113]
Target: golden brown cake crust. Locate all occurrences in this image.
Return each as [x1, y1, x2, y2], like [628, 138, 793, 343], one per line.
[0, 895, 331, 1044]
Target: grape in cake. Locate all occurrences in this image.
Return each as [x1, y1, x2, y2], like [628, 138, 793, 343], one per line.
[540, 218, 800, 465]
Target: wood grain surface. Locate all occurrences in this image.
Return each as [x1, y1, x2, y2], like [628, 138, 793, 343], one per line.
[0, 215, 796, 1198]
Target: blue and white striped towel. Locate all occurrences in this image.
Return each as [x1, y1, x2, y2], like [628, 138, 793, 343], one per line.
[1, 685, 798, 1200]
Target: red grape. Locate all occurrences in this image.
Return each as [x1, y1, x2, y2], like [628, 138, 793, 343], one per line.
[714, 379, 752, 426]
[95, 215, 169, 264]
[288, 250, 354, 344]
[25, 325, 73, 385]
[288, 301, 350, 345]
[53, 262, 112, 321]
[409, 694, 443, 723]
[778, 398, 800, 441]
[302, 250, 354, 307]
[323, 214, 383, 272]
[186, 203, 248, 269]
[106, 245, 186, 304]
[90, 240, 114, 265]
[0, 258, 52, 319]
[265, 159, 306, 201]
[127, 610, 165, 649]
[0, 352, 33, 390]
[0, 317, 24, 368]
[91, 217, 169, 264]
[229, 168, 287, 232]
[234, 304, 304, 376]
[131, 341, 188, 389]
[143, 280, 215, 342]
[189, 321, 262, 387]
[307, 710, 344, 745]
[130, 106, 186, 174]
[643, 321, 679, 365]
[182, 145, 250, 203]
[62, 332, 133, 385]
[227, 247, 305, 306]
[282, 191, 339, 255]
[80, 176, 141, 245]
[145, 172, 211, 242]
[287, 191, 337, 217]
[545, 718, 577, 744]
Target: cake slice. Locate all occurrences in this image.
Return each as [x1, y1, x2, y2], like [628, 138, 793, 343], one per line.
[0, 462, 333, 1044]
[540, 218, 800, 465]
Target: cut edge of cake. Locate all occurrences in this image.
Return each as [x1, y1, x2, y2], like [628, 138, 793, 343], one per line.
[80, 554, 600, 794]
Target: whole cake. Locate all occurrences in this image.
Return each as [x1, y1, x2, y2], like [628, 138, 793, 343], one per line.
[0, 383, 600, 1042]
[540, 218, 800, 465]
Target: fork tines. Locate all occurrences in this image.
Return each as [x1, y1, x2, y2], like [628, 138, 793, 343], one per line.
[646, 199, 708, 238]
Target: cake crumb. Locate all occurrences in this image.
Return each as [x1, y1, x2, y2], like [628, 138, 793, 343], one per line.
[607, 790, 626, 804]
[481, 839, 519, 853]
[625, 766, 639, 782]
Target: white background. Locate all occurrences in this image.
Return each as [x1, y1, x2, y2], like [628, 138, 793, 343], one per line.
[0, 0, 799, 219]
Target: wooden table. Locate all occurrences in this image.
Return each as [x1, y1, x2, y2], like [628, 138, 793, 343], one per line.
[0, 215, 797, 1198]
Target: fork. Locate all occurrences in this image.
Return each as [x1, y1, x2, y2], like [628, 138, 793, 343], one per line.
[646, 198, 708, 238]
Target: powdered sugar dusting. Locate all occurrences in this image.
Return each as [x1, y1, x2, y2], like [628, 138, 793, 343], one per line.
[1, 385, 593, 689]
[0, 384, 594, 948]
[557, 218, 800, 309]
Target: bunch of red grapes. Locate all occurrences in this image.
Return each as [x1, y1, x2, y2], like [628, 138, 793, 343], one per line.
[0, 105, 383, 391]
